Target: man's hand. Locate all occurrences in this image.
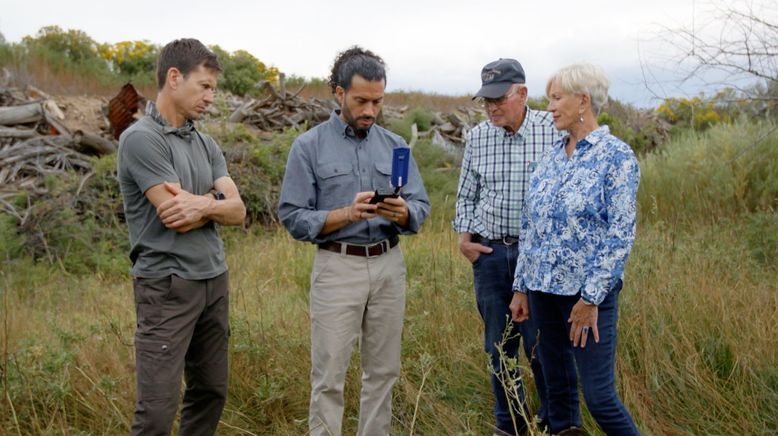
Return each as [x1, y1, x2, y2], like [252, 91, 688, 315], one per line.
[509, 292, 530, 322]
[374, 195, 409, 227]
[320, 191, 378, 235]
[157, 182, 213, 231]
[347, 191, 379, 222]
[458, 233, 493, 263]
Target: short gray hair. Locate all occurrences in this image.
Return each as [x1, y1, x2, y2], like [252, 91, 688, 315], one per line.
[545, 63, 610, 114]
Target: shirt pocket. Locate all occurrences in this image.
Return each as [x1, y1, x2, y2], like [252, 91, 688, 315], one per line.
[476, 161, 503, 188]
[372, 162, 393, 191]
[316, 161, 354, 207]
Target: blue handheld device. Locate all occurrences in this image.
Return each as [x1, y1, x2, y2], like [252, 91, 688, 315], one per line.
[369, 147, 411, 204]
[391, 147, 410, 189]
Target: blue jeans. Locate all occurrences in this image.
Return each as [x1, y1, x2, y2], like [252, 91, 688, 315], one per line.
[472, 241, 548, 435]
[528, 281, 639, 435]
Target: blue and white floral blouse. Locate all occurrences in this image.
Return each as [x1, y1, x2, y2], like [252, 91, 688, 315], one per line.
[512, 126, 640, 305]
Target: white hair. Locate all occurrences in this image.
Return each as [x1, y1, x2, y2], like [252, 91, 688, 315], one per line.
[545, 63, 610, 114]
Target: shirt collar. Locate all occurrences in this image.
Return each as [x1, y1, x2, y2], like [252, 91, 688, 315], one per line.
[329, 109, 372, 140]
[556, 125, 611, 156]
[146, 101, 196, 141]
[487, 105, 532, 138]
[578, 125, 610, 150]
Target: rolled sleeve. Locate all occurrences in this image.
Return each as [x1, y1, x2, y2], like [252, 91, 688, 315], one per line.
[512, 211, 531, 292]
[278, 139, 329, 242]
[395, 154, 430, 235]
[453, 138, 480, 233]
[582, 151, 640, 305]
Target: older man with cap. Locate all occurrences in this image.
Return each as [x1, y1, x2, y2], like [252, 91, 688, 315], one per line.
[453, 58, 562, 435]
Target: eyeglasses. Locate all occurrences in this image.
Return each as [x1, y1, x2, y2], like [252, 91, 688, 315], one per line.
[476, 89, 519, 108]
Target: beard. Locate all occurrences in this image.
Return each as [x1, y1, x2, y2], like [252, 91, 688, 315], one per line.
[341, 104, 375, 137]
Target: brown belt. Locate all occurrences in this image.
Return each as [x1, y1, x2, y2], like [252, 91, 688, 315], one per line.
[472, 234, 520, 245]
[318, 235, 399, 257]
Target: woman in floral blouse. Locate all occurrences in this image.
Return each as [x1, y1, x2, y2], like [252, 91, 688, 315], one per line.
[509, 63, 640, 435]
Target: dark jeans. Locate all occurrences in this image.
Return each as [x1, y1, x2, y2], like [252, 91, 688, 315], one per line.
[472, 241, 548, 435]
[529, 281, 639, 435]
[132, 272, 230, 436]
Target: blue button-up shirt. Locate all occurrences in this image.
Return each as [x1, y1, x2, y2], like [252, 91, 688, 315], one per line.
[453, 108, 561, 238]
[278, 111, 430, 244]
[513, 126, 640, 305]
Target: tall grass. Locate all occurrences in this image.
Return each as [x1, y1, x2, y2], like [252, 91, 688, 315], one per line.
[1, 122, 776, 434]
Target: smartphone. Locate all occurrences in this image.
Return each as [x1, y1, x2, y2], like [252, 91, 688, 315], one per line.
[369, 191, 400, 204]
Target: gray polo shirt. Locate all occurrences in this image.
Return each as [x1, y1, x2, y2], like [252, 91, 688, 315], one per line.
[279, 110, 431, 244]
[117, 108, 229, 279]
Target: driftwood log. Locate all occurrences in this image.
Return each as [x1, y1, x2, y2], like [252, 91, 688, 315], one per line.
[0, 102, 44, 125]
[0, 126, 37, 139]
[73, 130, 116, 155]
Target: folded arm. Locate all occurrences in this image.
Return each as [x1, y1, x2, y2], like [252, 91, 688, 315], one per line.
[146, 176, 246, 233]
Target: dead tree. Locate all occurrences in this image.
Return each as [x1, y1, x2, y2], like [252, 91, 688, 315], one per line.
[648, 0, 777, 98]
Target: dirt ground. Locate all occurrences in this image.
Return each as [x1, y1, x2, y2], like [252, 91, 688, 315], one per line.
[54, 95, 110, 134]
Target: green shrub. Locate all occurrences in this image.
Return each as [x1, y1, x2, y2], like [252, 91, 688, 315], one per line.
[14, 155, 129, 274]
[0, 212, 24, 260]
[637, 121, 778, 228]
[210, 45, 278, 97]
[22, 25, 101, 63]
[745, 211, 778, 267]
[388, 107, 435, 143]
[204, 123, 298, 225]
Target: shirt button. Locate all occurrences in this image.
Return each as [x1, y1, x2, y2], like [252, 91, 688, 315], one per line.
[362, 169, 366, 173]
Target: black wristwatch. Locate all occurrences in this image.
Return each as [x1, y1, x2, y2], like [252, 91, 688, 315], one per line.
[210, 190, 226, 200]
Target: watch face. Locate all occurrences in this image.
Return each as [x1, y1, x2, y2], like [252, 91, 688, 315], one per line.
[213, 191, 226, 200]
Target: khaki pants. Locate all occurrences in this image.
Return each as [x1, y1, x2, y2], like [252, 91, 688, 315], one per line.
[131, 272, 229, 436]
[308, 245, 406, 436]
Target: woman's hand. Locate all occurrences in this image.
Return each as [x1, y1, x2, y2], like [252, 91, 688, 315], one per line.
[509, 292, 529, 322]
[568, 299, 599, 348]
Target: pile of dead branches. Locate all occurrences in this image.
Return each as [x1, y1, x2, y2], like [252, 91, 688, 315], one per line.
[0, 85, 117, 221]
[421, 106, 484, 153]
[225, 73, 340, 132]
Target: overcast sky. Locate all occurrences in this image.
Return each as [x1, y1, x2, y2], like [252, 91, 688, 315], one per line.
[0, 0, 767, 107]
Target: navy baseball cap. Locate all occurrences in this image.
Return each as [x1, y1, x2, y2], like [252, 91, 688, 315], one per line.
[474, 58, 526, 99]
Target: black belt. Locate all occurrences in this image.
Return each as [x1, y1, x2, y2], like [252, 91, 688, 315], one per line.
[472, 234, 519, 245]
[318, 235, 399, 257]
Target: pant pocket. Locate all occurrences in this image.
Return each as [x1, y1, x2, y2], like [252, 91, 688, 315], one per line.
[311, 250, 337, 286]
[134, 276, 173, 329]
[134, 336, 178, 400]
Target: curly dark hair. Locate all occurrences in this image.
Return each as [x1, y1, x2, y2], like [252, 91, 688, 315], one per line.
[328, 46, 386, 94]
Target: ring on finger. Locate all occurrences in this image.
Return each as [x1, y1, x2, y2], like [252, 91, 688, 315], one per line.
[582, 326, 589, 335]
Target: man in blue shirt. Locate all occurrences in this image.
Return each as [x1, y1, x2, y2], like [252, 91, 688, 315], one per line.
[453, 58, 560, 435]
[278, 46, 430, 436]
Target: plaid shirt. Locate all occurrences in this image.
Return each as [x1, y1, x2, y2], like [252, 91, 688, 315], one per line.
[453, 107, 560, 239]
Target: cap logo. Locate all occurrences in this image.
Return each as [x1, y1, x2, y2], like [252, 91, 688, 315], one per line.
[482, 68, 501, 82]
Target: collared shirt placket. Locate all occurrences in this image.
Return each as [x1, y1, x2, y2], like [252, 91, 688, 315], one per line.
[507, 132, 524, 237]
[354, 132, 376, 241]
